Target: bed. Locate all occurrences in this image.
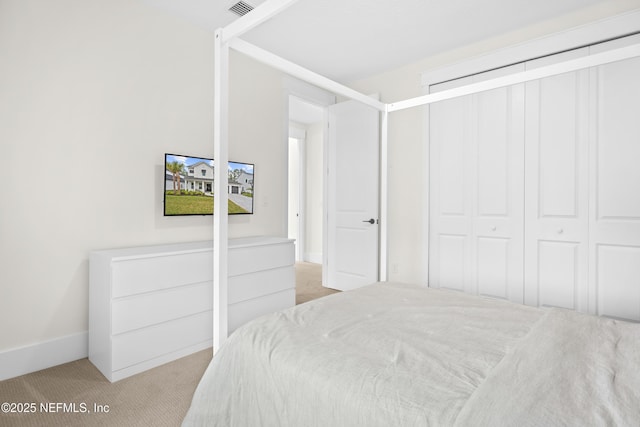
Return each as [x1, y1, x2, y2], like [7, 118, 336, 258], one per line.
[182, 282, 640, 426]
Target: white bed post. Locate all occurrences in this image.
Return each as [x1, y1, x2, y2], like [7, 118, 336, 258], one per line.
[212, 0, 302, 354]
[213, 28, 229, 352]
[380, 109, 389, 281]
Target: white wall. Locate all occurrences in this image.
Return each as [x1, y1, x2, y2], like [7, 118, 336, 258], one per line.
[349, 1, 640, 284]
[0, 0, 286, 356]
[228, 50, 288, 237]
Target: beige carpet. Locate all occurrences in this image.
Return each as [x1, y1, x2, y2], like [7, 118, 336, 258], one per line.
[295, 261, 340, 304]
[0, 349, 212, 427]
[0, 262, 335, 427]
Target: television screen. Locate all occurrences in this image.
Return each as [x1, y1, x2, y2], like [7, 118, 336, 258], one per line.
[164, 153, 254, 216]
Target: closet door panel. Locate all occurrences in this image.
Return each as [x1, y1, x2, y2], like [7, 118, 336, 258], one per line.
[436, 99, 467, 216]
[590, 50, 640, 320]
[537, 241, 579, 309]
[437, 234, 467, 292]
[476, 237, 509, 299]
[537, 74, 580, 217]
[524, 48, 589, 310]
[595, 58, 640, 219]
[429, 81, 473, 293]
[472, 78, 525, 302]
[597, 245, 640, 320]
[476, 88, 509, 216]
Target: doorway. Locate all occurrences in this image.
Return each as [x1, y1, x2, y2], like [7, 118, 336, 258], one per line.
[286, 79, 381, 292]
[287, 95, 325, 267]
[287, 91, 381, 291]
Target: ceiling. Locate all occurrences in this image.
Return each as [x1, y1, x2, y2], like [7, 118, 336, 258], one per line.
[141, 0, 614, 83]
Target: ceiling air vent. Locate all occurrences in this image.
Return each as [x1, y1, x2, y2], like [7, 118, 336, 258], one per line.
[229, 1, 254, 17]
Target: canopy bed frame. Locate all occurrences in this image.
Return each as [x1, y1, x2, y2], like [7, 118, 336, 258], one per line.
[211, 0, 640, 350]
[179, 2, 640, 425]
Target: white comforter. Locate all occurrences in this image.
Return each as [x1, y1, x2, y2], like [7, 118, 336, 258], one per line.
[182, 282, 640, 427]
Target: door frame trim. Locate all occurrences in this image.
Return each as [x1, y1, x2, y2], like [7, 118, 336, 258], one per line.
[283, 77, 335, 285]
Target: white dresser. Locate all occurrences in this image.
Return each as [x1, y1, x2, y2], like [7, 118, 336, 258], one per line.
[89, 236, 295, 382]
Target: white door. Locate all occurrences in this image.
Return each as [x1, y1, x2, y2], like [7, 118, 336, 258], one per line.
[588, 36, 640, 321]
[429, 65, 525, 303]
[523, 48, 590, 311]
[428, 77, 473, 294]
[326, 99, 380, 291]
[471, 71, 525, 303]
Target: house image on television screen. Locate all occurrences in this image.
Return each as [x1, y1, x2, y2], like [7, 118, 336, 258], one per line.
[164, 154, 254, 216]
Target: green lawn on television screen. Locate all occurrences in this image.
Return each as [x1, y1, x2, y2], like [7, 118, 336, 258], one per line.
[165, 194, 248, 215]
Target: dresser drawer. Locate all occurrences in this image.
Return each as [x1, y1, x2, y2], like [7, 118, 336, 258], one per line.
[228, 243, 294, 277]
[112, 310, 212, 372]
[112, 281, 212, 335]
[228, 266, 294, 304]
[111, 251, 212, 298]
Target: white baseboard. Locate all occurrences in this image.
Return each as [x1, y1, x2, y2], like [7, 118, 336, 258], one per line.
[0, 332, 88, 381]
[304, 252, 322, 264]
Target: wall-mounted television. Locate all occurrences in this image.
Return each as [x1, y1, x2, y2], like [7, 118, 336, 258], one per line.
[164, 153, 254, 216]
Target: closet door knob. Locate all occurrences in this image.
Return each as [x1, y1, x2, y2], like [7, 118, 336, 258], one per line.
[557, 228, 564, 234]
[491, 226, 497, 231]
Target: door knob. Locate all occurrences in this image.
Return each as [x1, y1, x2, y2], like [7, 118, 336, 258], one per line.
[363, 218, 375, 224]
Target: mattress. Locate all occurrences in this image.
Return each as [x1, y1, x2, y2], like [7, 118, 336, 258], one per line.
[182, 282, 640, 426]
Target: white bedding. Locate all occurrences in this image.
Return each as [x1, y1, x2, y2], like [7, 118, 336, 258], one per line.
[455, 308, 640, 426]
[182, 282, 640, 427]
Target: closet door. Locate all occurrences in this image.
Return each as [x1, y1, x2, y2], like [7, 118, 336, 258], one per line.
[429, 65, 525, 303]
[589, 36, 640, 321]
[523, 48, 590, 311]
[429, 77, 473, 294]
